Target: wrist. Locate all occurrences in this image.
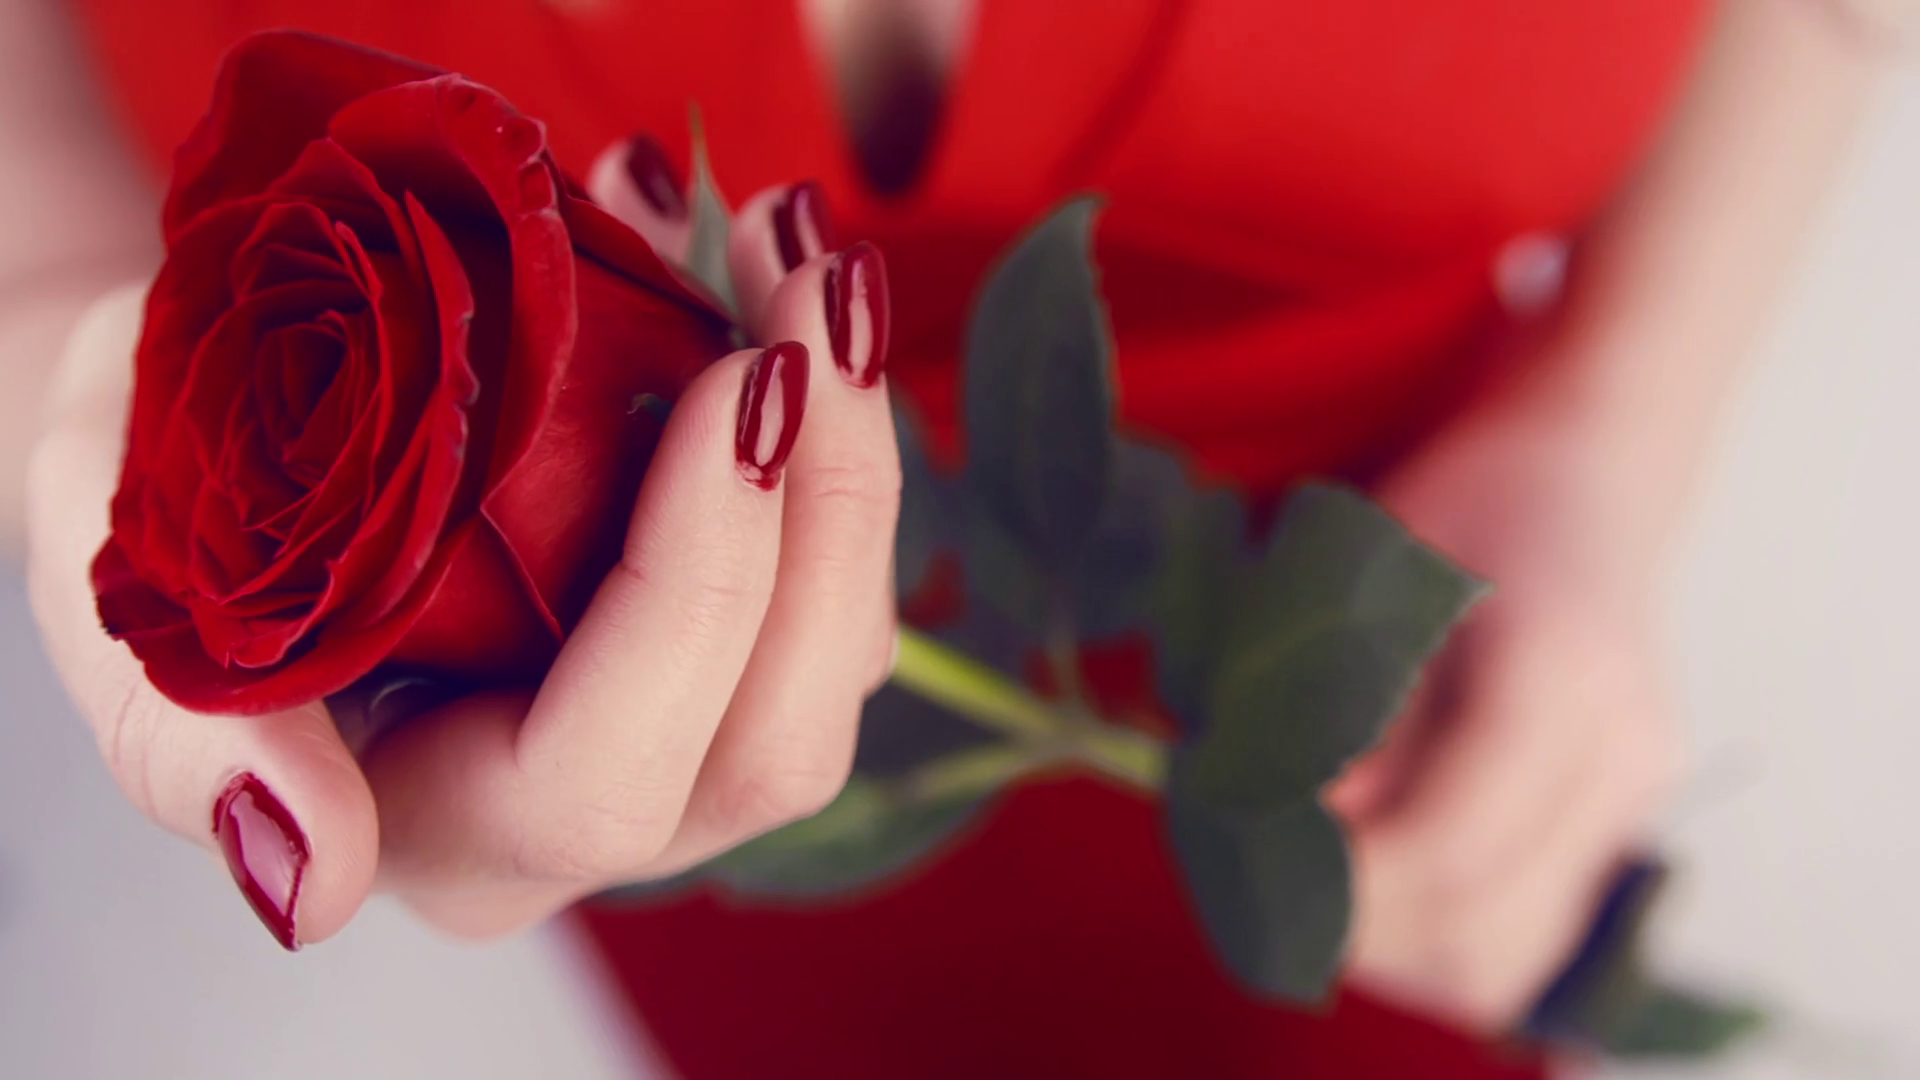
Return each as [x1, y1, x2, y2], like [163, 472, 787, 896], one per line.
[1381, 356, 1708, 609]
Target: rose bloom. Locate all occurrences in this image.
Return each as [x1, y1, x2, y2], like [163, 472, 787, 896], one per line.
[92, 32, 732, 715]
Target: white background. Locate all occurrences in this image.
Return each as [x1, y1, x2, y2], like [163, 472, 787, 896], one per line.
[3, 61, 1918, 1080]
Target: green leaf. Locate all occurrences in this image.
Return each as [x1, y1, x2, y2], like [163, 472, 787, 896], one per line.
[851, 681, 999, 781]
[702, 774, 987, 899]
[1522, 857, 1767, 1061]
[1142, 461, 1247, 729]
[1072, 440, 1197, 641]
[1165, 755, 1351, 1003]
[893, 398, 945, 599]
[963, 196, 1116, 577]
[1185, 484, 1485, 808]
[683, 104, 737, 315]
[960, 496, 1053, 634]
[1596, 986, 1766, 1059]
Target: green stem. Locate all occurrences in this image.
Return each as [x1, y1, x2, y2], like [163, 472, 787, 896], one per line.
[890, 628, 1168, 793]
[890, 628, 1060, 741]
[1076, 720, 1169, 791]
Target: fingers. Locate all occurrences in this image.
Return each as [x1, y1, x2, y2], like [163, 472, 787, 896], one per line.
[655, 243, 900, 868]
[729, 182, 837, 335]
[365, 186, 896, 931]
[27, 286, 379, 949]
[1359, 611, 1619, 889]
[363, 345, 800, 898]
[1323, 676, 1446, 825]
[587, 133, 693, 264]
[1346, 612, 1680, 1028]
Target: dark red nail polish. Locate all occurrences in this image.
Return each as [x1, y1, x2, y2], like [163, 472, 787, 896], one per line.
[736, 341, 810, 489]
[772, 181, 837, 271]
[212, 772, 309, 952]
[623, 134, 687, 221]
[825, 241, 892, 388]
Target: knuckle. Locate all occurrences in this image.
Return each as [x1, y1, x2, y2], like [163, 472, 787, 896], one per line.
[513, 790, 678, 883]
[793, 459, 901, 530]
[609, 546, 760, 646]
[710, 750, 853, 840]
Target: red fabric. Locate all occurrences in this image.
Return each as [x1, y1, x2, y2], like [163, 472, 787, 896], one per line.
[72, 1, 1711, 1076]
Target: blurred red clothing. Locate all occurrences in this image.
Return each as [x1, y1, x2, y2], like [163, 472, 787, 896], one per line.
[73, 1, 1709, 1076]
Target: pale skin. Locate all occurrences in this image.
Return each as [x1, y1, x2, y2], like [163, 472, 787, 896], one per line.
[0, 0, 1893, 1035]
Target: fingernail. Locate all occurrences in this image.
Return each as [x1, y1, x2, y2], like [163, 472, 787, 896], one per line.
[212, 772, 309, 952]
[736, 341, 810, 489]
[772, 181, 836, 272]
[826, 241, 891, 388]
[623, 134, 687, 221]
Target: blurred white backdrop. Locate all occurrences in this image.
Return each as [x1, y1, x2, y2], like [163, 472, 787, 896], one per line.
[2, 64, 1918, 1080]
[1601, 61, 1920, 1080]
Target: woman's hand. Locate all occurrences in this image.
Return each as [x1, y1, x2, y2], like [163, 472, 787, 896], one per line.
[1329, 377, 1685, 1031]
[1324, 0, 1893, 1032]
[28, 155, 900, 947]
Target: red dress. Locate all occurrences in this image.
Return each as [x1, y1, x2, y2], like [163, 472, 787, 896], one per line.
[74, 2, 1710, 1076]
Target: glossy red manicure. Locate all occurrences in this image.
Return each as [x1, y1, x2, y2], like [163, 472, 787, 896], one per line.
[772, 181, 837, 271]
[736, 341, 810, 489]
[826, 242, 892, 388]
[623, 134, 687, 221]
[212, 772, 309, 952]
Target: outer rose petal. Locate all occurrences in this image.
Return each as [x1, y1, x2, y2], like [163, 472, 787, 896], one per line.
[480, 254, 732, 631]
[111, 523, 482, 716]
[164, 31, 436, 240]
[561, 194, 732, 318]
[388, 520, 564, 682]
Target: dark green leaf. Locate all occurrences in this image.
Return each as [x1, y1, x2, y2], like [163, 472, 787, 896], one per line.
[1524, 857, 1667, 1041]
[1145, 468, 1247, 730]
[893, 398, 945, 599]
[1185, 484, 1485, 808]
[1523, 857, 1767, 1061]
[852, 681, 999, 781]
[702, 775, 985, 899]
[1166, 755, 1351, 1003]
[684, 104, 736, 315]
[1597, 986, 1767, 1059]
[963, 197, 1116, 576]
[1072, 440, 1197, 640]
[960, 495, 1053, 634]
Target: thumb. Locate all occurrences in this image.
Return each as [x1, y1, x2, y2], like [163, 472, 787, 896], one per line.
[27, 286, 379, 949]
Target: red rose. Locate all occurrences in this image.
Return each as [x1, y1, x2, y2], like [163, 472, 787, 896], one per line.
[91, 32, 733, 715]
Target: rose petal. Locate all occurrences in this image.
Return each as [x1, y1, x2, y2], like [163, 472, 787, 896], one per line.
[136, 276, 360, 596]
[290, 193, 482, 641]
[561, 192, 735, 322]
[164, 31, 438, 240]
[324, 76, 575, 525]
[479, 255, 731, 631]
[387, 520, 560, 683]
